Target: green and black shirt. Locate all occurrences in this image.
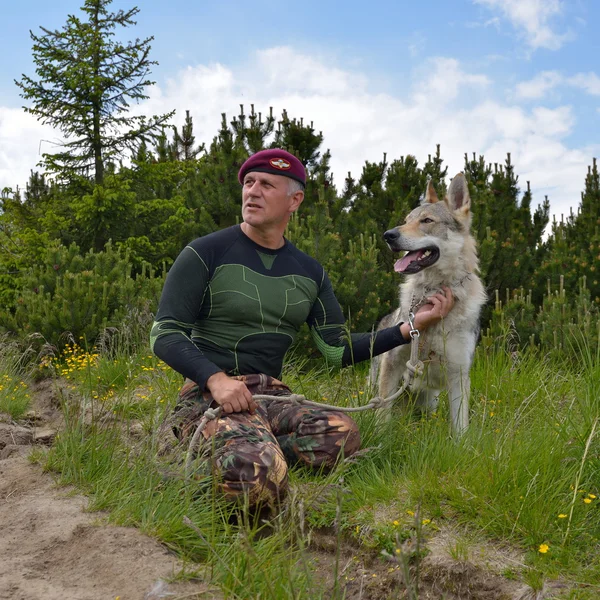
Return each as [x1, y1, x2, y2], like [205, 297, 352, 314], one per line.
[151, 225, 407, 390]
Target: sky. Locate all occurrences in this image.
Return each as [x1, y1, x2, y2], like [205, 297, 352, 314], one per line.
[1, 0, 599, 222]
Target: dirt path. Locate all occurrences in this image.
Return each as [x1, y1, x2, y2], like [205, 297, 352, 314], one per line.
[0, 454, 218, 600]
[0, 380, 219, 600]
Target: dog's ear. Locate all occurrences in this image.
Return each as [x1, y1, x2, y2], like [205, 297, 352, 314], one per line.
[424, 180, 440, 204]
[446, 173, 471, 212]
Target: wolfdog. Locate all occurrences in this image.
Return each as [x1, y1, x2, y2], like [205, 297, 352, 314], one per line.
[373, 173, 486, 435]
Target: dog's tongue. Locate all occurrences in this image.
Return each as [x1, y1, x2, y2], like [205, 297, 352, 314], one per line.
[394, 250, 424, 273]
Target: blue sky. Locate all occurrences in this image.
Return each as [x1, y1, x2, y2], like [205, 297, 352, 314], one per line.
[1, 0, 599, 220]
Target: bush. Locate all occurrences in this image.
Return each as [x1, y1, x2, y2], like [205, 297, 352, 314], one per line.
[0, 240, 164, 348]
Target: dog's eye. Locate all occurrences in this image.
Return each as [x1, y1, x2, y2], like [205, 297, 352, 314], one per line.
[421, 218, 434, 224]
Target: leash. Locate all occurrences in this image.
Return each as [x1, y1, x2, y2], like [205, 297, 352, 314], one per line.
[184, 315, 424, 477]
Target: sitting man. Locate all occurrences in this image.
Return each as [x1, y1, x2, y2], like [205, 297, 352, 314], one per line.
[151, 148, 454, 506]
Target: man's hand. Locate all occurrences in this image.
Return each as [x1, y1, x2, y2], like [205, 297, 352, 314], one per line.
[399, 286, 455, 340]
[205, 372, 257, 415]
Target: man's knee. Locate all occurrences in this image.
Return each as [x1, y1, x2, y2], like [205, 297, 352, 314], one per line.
[215, 440, 289, 505]
[321, 411, 361, 463]
[292, 410, 361, 469]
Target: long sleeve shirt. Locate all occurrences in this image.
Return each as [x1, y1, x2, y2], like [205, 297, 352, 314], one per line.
[151, 225, 408, 389]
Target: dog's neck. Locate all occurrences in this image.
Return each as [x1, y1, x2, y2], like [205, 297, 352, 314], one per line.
[407, 269, 473, 313]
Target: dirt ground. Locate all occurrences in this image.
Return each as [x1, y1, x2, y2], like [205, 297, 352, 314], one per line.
[0, 379, 572, 600]
[0, 380, 219, 600]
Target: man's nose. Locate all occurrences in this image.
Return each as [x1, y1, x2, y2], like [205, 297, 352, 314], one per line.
[383, 229, 400, 243]
[246, 180, 260, 194]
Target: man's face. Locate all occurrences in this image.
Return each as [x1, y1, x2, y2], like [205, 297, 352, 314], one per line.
[241, 171, 303, 229]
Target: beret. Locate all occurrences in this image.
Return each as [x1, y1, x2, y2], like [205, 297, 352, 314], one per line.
[238, 148, 306, 186]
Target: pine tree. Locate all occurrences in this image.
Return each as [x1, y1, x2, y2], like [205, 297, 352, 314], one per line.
[15, 0, 174, 185]
[464, 152, 548, 298]
[536, 158, 600, 303]
[172, 110, 205, 161]
[231, 104, 276, 154]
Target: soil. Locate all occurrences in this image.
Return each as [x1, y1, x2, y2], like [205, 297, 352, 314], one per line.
[0, 380, 218, 600]
[308, 528, 536, 600]
[0, 379, 571, 600]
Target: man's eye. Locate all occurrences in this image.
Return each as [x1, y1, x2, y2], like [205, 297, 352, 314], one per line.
[421, 218, 434, 224]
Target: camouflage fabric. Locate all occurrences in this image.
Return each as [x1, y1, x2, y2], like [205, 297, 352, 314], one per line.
[172, 374, 361, 506]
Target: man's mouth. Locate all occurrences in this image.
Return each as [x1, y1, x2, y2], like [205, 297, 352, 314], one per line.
[245, 203, 262, 210]
[393, 247, 440, 274]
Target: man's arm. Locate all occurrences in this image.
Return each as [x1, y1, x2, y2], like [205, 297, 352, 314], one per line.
[151, 245, 256, 414]
[151, 246, 224, 389]
[307, 270, 454, 367]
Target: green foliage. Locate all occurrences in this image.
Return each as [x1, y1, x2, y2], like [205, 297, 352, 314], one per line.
[0, 337, 34, 419]
[15, 0, 173, 185]
[0, 240, 164, 347]
[483, 275, 600, 361]
[464, 153, 549, 299]
[287, 199, 394, 333]
[536, 158, 600, 306]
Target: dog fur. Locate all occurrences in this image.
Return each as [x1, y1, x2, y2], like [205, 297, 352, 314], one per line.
[372, 173, 486, 435]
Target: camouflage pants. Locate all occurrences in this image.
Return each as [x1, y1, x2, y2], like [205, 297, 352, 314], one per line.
[173, 374, 361, 506]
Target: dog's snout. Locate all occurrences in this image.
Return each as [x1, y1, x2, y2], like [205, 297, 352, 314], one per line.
[383, 229, 400, 243]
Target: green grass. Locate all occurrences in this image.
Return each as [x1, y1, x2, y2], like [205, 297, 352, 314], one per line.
[6, 334, 600, 598]
[0, 336, 34, 419]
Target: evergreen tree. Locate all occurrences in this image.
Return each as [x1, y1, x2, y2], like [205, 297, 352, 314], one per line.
[15, 0, 173, 185]
[172, 110, 205, 161]
[536, 158, 600, 304]
[231, 104, 276, 154]
[464, 152, 549, 299]
[182, 112, 248, 231]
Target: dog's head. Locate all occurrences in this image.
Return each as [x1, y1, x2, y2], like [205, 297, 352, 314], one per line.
[384, 173, 473, 275]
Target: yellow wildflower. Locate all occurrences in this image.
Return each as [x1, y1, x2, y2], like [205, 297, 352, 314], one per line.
[588, 494, 597, 499]
[392, 520, 400, 526]
[538, 544, 549, 554]
[584, 498, 592, 504]
[558, 514, 567, 518]
[422, 519, 431, 525]
[406, 510, 414, 516]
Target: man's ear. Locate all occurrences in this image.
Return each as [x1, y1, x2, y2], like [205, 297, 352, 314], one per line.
[289, 190, 304, 213]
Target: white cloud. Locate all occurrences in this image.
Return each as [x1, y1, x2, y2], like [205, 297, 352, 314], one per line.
[515, 70, 600, 99]
[1, 46, 596, 225]
[0, 107, 59, 193]
[568, 72, 600, 96]
[515, 70, 562, 99]
[474, 0, 571, 50]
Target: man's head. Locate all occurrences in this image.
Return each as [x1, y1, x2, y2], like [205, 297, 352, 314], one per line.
[238, 149, 306, 233]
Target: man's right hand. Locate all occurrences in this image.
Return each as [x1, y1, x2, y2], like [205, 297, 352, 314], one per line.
[205, 372, 257, 414]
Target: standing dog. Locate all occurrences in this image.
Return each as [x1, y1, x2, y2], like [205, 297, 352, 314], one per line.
[373, 173, 486, 435]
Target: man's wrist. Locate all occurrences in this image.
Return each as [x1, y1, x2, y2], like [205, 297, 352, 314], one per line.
[399, 322, 411, 342]
[206, 371, 226, 391]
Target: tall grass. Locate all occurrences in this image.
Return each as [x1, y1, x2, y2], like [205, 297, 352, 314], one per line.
[0, 335, 35, 419]
[5, 321, 599, 597]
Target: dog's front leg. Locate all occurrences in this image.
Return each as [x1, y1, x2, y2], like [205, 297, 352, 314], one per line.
[377, 350, 403, 421]
[448, 368, 469, 436]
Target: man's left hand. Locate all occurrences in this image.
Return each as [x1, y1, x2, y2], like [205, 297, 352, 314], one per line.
[399, 286, 455, 339]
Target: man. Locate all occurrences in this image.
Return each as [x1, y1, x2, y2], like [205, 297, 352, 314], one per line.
[151, 148, 453, 506]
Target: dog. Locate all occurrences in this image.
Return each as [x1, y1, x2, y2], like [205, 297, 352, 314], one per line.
[372, 173, 486, 435]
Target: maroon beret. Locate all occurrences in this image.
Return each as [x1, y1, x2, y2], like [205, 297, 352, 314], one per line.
[238, 148, 306, 186]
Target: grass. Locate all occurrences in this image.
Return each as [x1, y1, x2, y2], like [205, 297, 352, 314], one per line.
[0, 335, 34, 419]
[5, 330, 600, 598]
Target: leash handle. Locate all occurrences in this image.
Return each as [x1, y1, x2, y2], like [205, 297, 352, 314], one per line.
[408, 311, 420, 339]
